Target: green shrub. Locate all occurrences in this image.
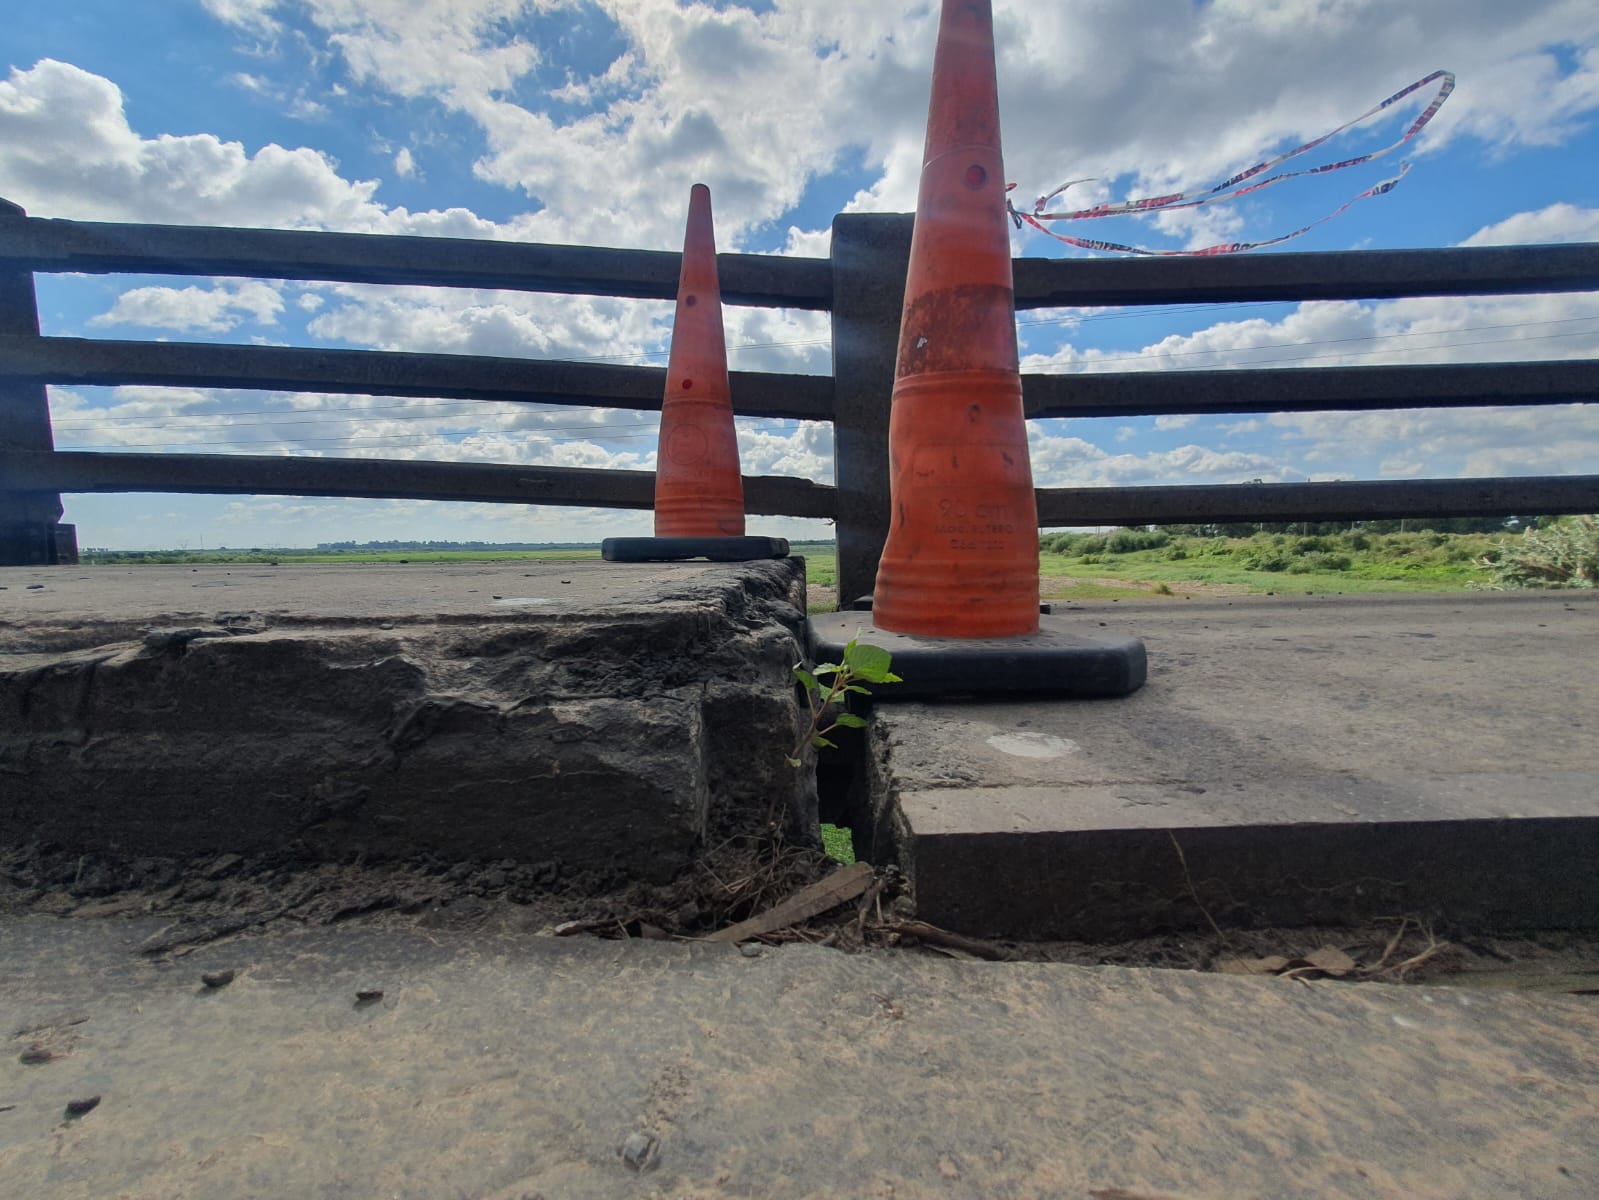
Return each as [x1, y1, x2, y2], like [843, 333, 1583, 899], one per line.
[1238, 549, 1293, 572]
[1286, 551, 1353, 574]
[1481, 516, 1599, 589]
[1104, 528, 1170, 554]
[1040, 532, 1108, 557]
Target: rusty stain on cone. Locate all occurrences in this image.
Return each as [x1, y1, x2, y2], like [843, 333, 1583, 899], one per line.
[654, 183, 745, 538]
[871, 0, 1040, 638]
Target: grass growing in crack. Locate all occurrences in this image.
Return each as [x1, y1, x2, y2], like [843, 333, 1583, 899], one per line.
[820, 824, 856, 865]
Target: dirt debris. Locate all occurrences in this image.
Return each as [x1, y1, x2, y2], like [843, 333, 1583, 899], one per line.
[3, 840, 1598, 992]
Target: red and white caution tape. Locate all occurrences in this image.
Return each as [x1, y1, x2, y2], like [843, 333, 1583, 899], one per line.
[1009, 69, 1455, 256]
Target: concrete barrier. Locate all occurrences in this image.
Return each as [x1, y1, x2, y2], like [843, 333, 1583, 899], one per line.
[1, 559, 812, 882]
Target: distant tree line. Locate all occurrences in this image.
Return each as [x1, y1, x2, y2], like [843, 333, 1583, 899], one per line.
[1118, 516, 1541, 539]
[316, 540, 600, 551]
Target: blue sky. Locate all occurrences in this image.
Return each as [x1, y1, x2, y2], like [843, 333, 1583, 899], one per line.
[2, 0, 1597, 549]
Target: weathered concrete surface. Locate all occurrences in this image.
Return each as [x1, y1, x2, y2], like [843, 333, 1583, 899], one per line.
[2, 916, 1596, 1200]
[0, 560, 811, 880]
[873, 591, 1599, 937]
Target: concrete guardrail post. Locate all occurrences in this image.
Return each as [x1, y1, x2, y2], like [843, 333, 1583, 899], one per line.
[829, 212, 913, 606]
[0, 199, 75, 565]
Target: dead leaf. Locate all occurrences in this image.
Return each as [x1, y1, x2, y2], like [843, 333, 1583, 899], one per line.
[552, 918, 613, 937]
[877, 920, 1012, 962]
[1221, 945, 1360, 980]
[1302, 946, 1358, 974]
[704, 863, 873, 944]
[1217, 955, 1291, 976]
[923, 945, 983, 961]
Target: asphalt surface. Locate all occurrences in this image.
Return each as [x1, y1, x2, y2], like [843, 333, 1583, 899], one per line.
[3, 915, 1597, 1200]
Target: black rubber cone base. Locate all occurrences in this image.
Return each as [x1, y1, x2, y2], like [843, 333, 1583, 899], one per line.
[602, 536, 789, 563]
[807, 611, 1147, 699]
[853, 594, 1052, 615]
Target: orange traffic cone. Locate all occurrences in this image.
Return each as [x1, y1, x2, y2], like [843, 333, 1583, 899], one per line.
[653, 183, 745, 538]
[871, 0, 1040, 638]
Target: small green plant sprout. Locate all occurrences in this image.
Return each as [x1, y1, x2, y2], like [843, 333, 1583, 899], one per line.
[788, 636, 902, 767]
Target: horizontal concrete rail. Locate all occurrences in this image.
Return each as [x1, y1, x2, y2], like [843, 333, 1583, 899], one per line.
[0, 336, 835, 423]
[0, 450, 840, 518]
[1036, 474, 1599, 526]
[9, 213, 1596, 312]
[9, 338, 1594, 425]
[1024, 360, 1599, 419]
[0, 214, 835, 310]
[11, 452, 1586, 529]
[1013, 239, 1599, 307]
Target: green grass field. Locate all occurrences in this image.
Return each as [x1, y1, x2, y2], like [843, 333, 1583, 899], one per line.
[798, 529, 1513, 607]
[1030, 529, 1503, 600]
[79, 528, 1578, 604]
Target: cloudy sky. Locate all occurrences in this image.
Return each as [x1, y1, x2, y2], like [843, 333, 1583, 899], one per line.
[3, 0, 1597, 549]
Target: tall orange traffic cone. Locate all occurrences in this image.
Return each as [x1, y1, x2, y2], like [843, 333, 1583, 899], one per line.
[808, 0, 1144, 697]
[871, 0, 1040, 638]
[654, 183, 745, 538]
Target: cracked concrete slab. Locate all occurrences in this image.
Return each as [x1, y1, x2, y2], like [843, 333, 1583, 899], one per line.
[870, 592, 1599, 937]
[1, 560, 812, 880]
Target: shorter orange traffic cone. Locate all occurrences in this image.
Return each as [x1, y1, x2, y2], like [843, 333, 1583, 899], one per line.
[654, 183, 745, 538]
[603, 184, 788, 563]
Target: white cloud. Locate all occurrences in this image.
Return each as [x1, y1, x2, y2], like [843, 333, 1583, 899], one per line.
[1268, 404, 1599, 479]
[310, 0, 547, 98]
[0, 59, 507, 235]
[202, 0, 283, 37]
[89, 280, 285, 332]
[47, 381, 665, 468]
[11, 2, 1599, 257]
[231, 71, 275, 96]
[1461, 203, 1599, 246]
[1027, 426, 1301, 488]
[393, 146, 416, 177]
[304, 283, 670, 359]
[1024, 289, 1599, 376]
[736, 420, 834, 483]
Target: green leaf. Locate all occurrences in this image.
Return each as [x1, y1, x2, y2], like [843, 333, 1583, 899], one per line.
[832, 712, 868, 729]
[811, 661, 841, 678]
[810, 734, 838, 750]
[880, 670, 904, 684]
[841, 684, 872, 695]
[843, 641, 896, 683]
[785, 755, 803, 768]
[792, 666, 820, 693]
